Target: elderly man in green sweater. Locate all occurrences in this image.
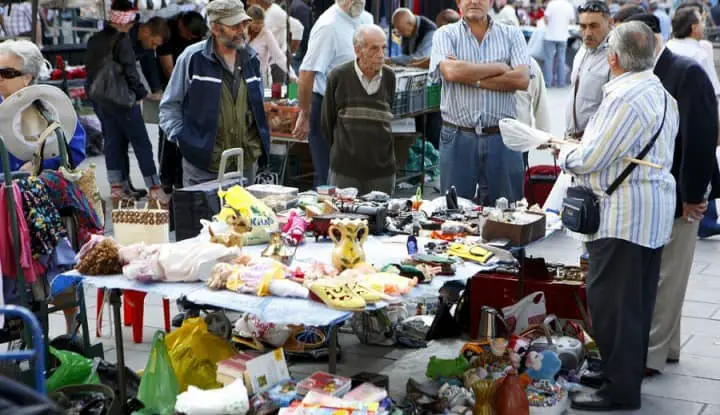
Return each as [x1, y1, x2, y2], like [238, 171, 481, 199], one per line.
[322, 24, 397, 195]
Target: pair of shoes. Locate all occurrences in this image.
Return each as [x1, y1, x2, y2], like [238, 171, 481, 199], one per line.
[666, 357, 680, 364]
[571, 392, 641, 411]
[309, 281, 366, 311]
[147, 185, 171, 209]
[110, 185, 134, 209]
[699, 200, 720, 238]
[579, 371, 603, 389]
[645, 368, 661, 377]
[127, 181, 147, 200]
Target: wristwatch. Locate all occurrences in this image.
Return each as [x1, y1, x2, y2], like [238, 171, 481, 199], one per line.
[475, 80, 481, 88]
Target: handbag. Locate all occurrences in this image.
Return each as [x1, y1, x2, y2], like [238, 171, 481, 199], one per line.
[88, 33, 136, 109]
[112, 201, 170, 245]
[561, 95, 667, 234]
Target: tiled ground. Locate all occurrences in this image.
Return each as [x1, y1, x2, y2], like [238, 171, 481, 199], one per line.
[48, 87, 720, 413]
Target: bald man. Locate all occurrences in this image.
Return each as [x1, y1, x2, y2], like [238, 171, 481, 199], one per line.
[322, 24, 397, 195]
[388, 7, 436, 68]
[436, 9, 461, 27]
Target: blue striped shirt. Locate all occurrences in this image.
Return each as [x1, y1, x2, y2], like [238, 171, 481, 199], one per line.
[559, 70, 679, 249]
[429, 18, 530, 130]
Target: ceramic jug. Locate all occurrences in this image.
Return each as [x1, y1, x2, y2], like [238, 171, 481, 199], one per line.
[328, 218, 369, 270]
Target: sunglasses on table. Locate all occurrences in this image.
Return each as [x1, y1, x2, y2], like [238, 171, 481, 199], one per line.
[0, 67, 25, 79]
[577, 1, 610, 14]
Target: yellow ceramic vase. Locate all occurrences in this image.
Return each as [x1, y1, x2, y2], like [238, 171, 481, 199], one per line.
[328, 218, 369, 271]
[472, 380, 495, 415]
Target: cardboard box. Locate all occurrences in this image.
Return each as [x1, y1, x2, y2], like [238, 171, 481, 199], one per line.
[482, 211, 546, 246]
[216, 349, 291, 394]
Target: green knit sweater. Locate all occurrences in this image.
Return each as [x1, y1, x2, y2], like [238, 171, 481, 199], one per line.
[322, 61, 397, 180]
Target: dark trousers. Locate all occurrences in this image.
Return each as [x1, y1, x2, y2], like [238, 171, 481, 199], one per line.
[415, 112, 442, 149]
[158, 128, 183, 190]
[309, 92, 330, 186]
[586, 238, 663, 405]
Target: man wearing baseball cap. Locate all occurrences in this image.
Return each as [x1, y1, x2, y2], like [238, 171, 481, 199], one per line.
[160, 0, 270, 186]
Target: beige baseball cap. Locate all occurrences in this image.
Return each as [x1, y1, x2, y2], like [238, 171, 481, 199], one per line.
[206, 0, 252, 26]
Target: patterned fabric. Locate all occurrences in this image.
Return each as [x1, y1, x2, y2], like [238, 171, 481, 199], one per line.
[38, 171, 103, 243]
[1, 2, 33, 37]
[559, 70, 679, 249]
[109, 10, 137, 25]
[429, 18, 530, 130]
[16, 177, 67, 259]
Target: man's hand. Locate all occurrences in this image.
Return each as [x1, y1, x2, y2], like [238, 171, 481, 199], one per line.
[683, 201, 708, 223]
[293, 110, 310, 140]
[147, 91, 163, 101]
[136, 100, 143, 106]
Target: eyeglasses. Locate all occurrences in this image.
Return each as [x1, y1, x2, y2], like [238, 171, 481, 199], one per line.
[578, 1, 610, 14]
[0, 67, 24, 79]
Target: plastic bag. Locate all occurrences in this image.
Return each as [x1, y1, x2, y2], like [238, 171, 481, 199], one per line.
[165, 317, 237, 392]
[175, 379, 250, 415]
[542, 172, 573, 214]
[502, 292, 547, 335]
[46, 347, 100, 392]
[499, 118, 553, 152]
[137, 331, 180, 414]
[217, 185, 279, 245]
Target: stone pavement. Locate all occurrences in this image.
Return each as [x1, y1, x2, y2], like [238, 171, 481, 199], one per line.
[65, 88, 720, 414]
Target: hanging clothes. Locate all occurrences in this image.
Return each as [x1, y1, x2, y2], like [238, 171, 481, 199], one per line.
[16, 177, 67, 259]
[0, 183, 44, 284]
[38, 171, 103, 244]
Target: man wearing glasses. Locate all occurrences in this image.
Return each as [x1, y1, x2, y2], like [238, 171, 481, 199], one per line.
[160, 0, 270, 186]
[566, 1, 613, 140]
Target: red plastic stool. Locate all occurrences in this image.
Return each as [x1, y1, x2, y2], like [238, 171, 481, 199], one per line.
[96, 288, 171, 343]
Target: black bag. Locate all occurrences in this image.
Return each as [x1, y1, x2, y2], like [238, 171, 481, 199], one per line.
[88, 33, 135, 109]
[561, 95, 668, 234]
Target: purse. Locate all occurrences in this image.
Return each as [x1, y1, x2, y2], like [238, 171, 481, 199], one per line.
[112, 201, 170, 245]
[561, 95, 667, 234]
[88, 33, 136, 109]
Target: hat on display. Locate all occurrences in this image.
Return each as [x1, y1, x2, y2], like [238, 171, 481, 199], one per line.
[0, 84, 77, 162]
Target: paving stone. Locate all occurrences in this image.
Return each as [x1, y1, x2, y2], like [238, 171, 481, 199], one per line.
[702, 405, 720, 414]
[643, 374, 720, 405]
[684, 287, 720, 304]
[693, 261, 712, 275]
[104, 347, 151, 371]
[683, 302, 720, 319]
[569, 394, 704, 415]
[682, 317, 720, 338]
[680, 336, 720, 360]
[665, 354, 720, 381]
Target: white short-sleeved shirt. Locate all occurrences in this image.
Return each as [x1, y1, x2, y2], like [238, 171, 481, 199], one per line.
[265, 3, 305, 53]
[544, 0, 576, 42]
[300, 4, 373, 96]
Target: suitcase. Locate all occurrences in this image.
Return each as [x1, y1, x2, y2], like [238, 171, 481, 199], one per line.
[172, 149, 247, 241]
[523, 165, 561, 207]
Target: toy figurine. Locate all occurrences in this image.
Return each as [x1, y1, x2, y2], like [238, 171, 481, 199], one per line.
[425, 355, 470, 380]
[282, 210, 309, 245]
[261, 231, 297, 266]
[526, 350, 562, 381]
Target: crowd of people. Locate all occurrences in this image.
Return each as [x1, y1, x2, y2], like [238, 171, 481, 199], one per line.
[2, 0, 720, 411]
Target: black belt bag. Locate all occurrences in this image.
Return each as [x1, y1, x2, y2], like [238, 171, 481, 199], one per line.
[561, 95, 667, 235]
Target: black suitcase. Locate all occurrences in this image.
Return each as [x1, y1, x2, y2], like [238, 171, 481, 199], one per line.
[172, 149, 247, 241]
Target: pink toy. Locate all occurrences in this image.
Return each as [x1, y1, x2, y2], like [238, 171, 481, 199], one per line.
[282, 210, 309, 245]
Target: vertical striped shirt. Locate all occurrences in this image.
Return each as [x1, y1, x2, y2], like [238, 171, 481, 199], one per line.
[559, 70, 679, 249]
[429, 18, 530, 130]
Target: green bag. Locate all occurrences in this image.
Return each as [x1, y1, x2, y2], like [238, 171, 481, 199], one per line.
[137, 331, 180, 415]
[46, 347, 100, 392]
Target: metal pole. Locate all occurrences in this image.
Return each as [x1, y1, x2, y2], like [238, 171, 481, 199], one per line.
[110, 289, 127, 404]
[286, 0, 291, 86]
[30, 0, 39, 44]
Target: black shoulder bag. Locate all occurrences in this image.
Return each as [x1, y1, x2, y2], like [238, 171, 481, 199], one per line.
[88, 33, 136, 109]
[561, 94, 668, 235]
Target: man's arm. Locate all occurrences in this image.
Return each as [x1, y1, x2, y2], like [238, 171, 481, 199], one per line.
[293, 23, 333, 139]
[391, 30, 435, 66]
[321, 70, 337, 147]
[159, 49, 191, 142]
[559, 98, 642, 174]
[158, 54, 174, 79]
[531, 61, 552, 131]
[117, 36, 148, 101]
[430, 28, 510, 85]
[477, 64, 530, 91]
[679, 64, 719, 204]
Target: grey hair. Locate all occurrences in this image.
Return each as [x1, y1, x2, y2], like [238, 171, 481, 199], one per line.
[353, 24, 385, 48]
[608, 21, 656, 72]
[0, 40, 45, 82]
[391, 7, 413, 24]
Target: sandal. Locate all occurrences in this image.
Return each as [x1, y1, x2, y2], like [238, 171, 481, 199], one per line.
[110, 185, 134, 209]
[309, 281, 366, 311]
[148, 185, 171, 209]
[347, 281, 384, 303]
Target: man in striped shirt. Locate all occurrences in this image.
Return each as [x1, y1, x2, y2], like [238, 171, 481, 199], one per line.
[429, 0, 530, 203]
[558, 22, 679, 411]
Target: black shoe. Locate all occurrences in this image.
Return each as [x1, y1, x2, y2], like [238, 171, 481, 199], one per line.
[666, 357, 679, 364]
[128, 181, 148, 199]
[579, 371, 604, 389]
[645, 368, 661, 378]
[571, 392, 641, 412]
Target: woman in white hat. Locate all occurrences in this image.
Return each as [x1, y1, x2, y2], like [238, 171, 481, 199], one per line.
[0, 40, 87, 172]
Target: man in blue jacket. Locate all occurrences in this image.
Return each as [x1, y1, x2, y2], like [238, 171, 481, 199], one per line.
[159, 0, 270, 186]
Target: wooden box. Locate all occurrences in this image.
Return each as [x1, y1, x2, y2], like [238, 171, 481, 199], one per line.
[481, 211, 546, 246]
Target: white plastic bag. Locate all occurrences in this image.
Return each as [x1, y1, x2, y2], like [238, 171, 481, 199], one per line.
[174, 379, 250, 415]
[542, 172, 573, 214]
[158, 240, 242, 282]
[499, 118, 553, 152]
[502, 292, 547, 335]
[528, 27, 546, 61]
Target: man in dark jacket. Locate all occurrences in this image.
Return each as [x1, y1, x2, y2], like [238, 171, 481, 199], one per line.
[86, 0, 170, 207]
[625, 13, 720, 377]
[388, 7, 436, 68]
[159, 0, 270, 186]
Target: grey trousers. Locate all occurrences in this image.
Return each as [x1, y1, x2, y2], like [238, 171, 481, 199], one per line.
[647, 217, 700, 370]
[328, 170, 395, 196]
[586, 238, 663, 405]
[182, 158, 257, 187]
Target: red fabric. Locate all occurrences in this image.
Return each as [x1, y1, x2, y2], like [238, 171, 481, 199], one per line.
[523, 165, 560, 207]
[0, 184, 43, 283]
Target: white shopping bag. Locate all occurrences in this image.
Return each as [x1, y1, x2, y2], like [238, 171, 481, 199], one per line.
[543, 172, 573, 214]
[502, 291, 547, 335]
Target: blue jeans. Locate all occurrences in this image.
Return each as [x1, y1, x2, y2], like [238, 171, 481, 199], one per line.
[95, 104, 159, 187]
[439, 126, 524, 204]
[309, 93, 330, 186]
[542, 40, 567, 87]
